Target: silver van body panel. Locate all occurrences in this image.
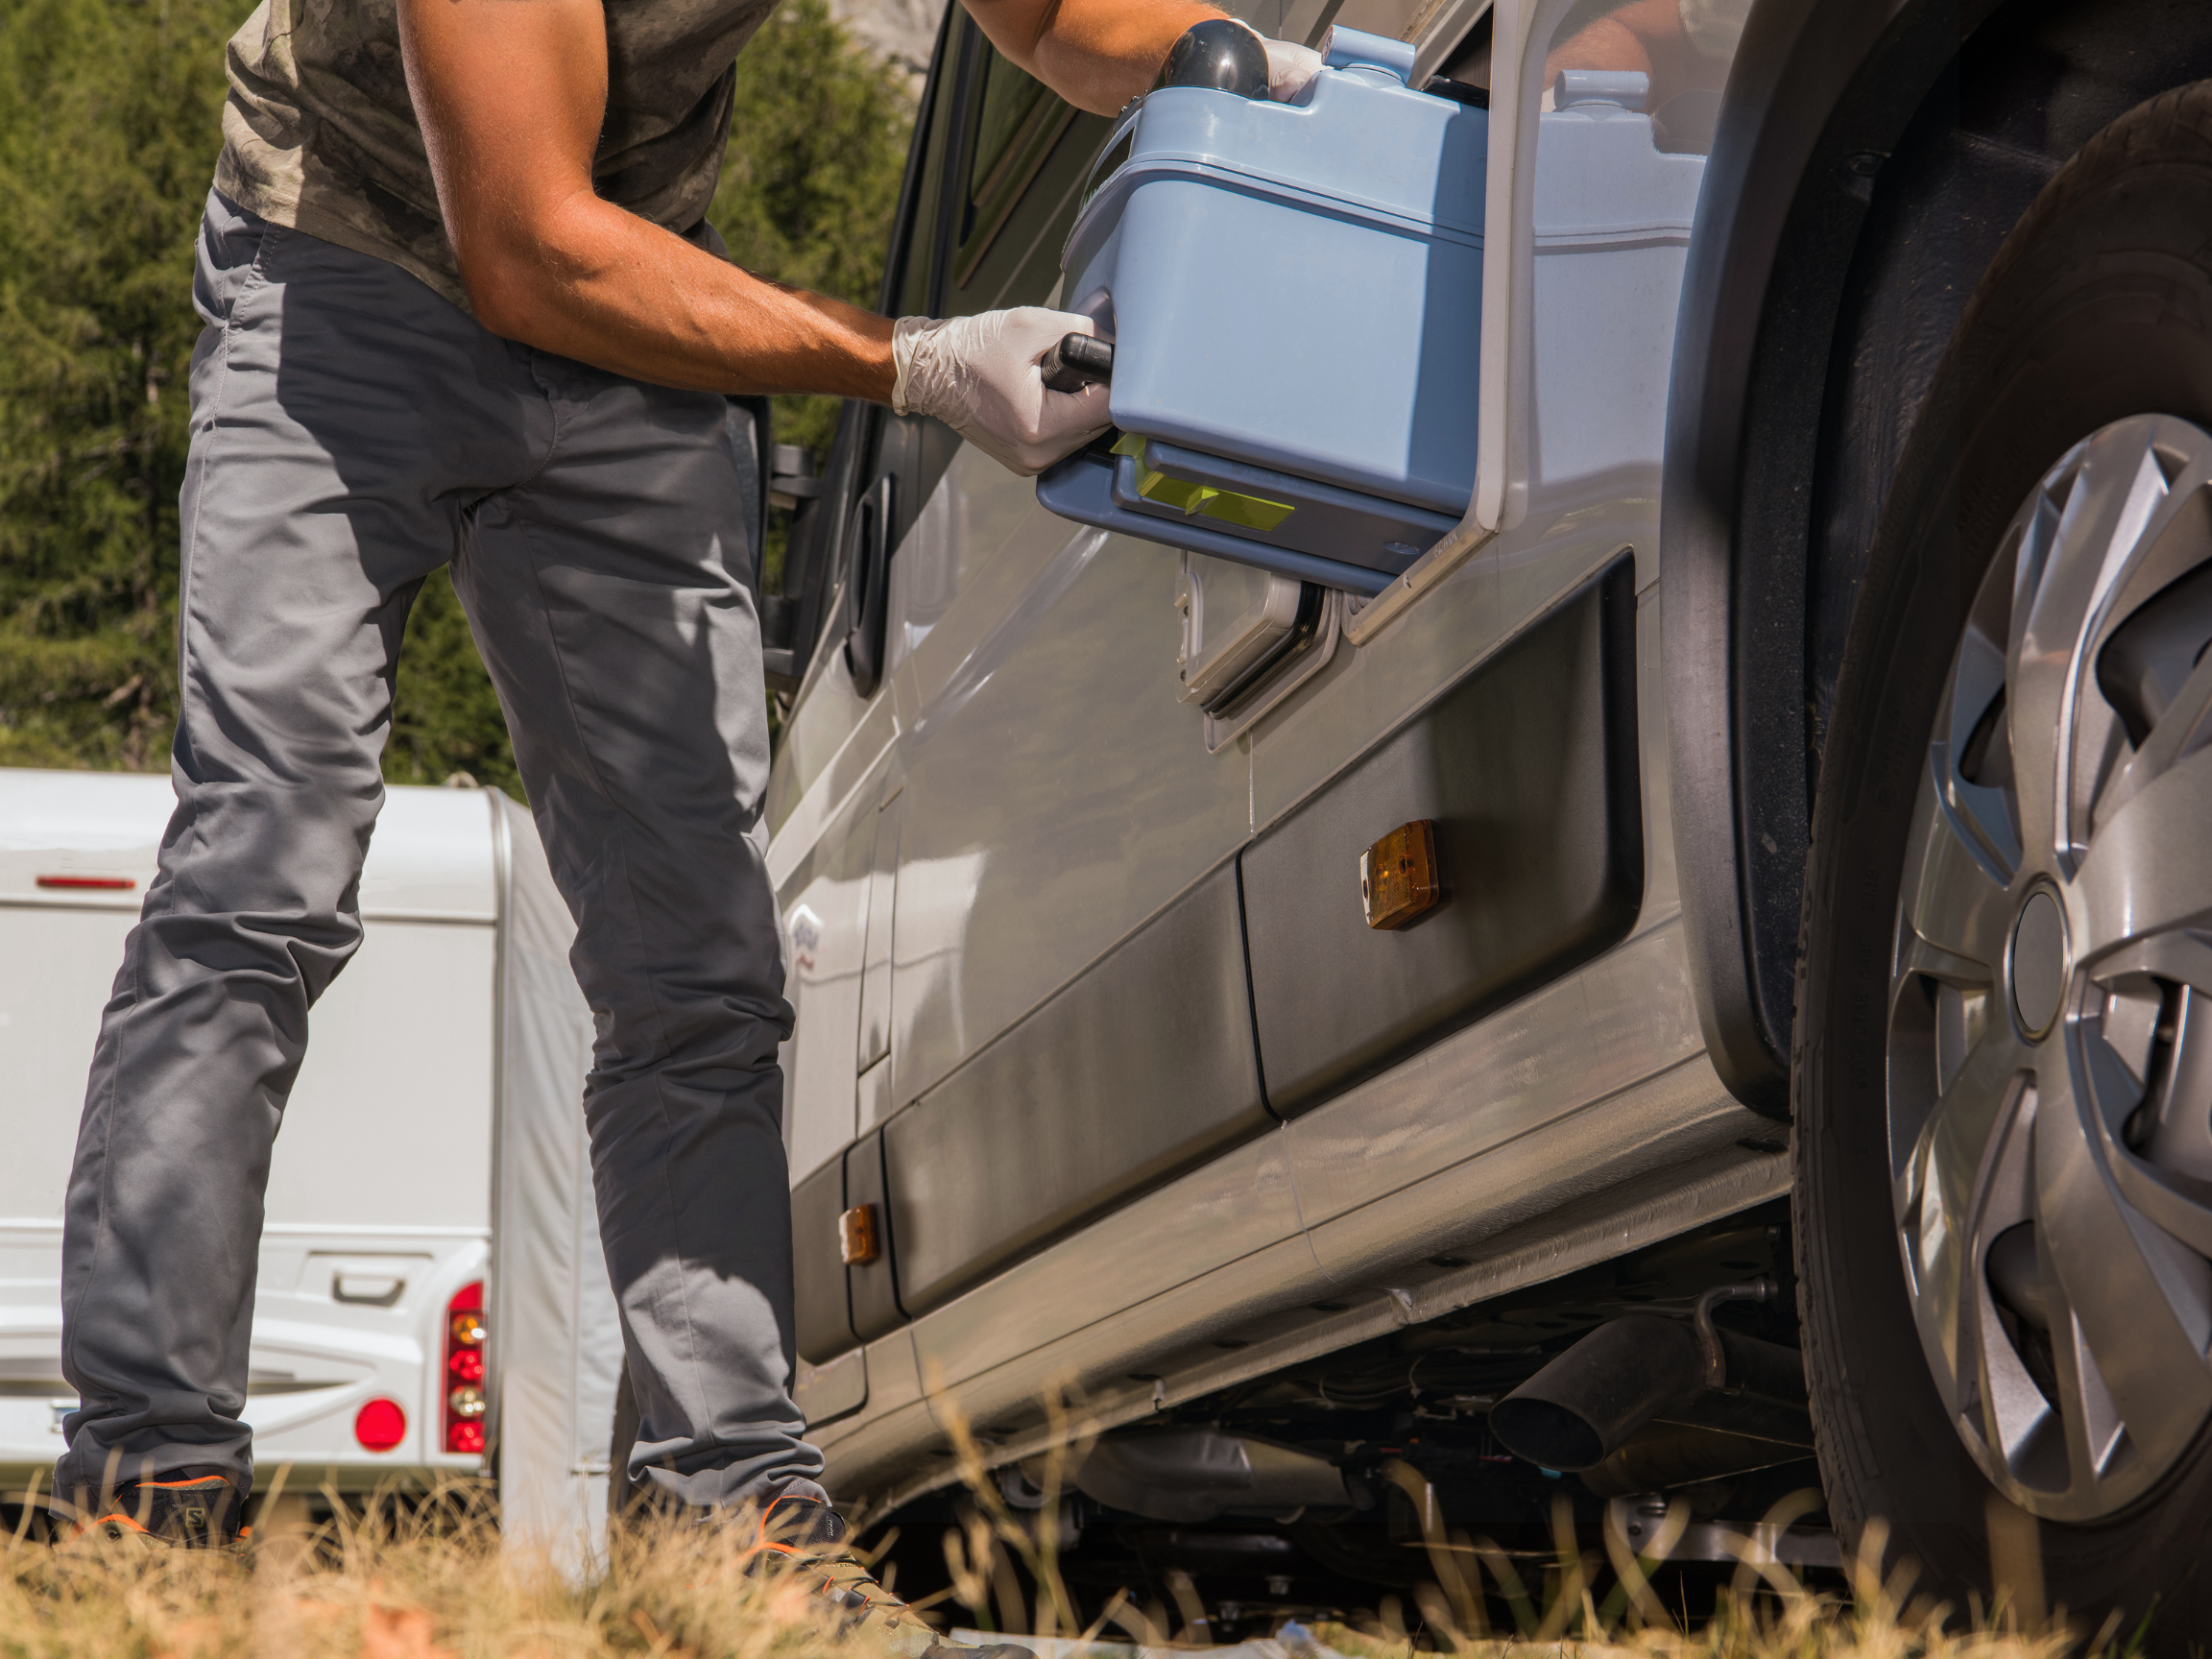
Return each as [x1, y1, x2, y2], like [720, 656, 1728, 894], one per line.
[771, 7, 1741, 1511]
[803, 914, 1789, 1509]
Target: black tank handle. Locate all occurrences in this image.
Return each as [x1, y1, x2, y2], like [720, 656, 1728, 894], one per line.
[1041, 333, 1115, 393]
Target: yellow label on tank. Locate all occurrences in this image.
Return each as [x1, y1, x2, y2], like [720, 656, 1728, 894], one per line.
[1114, 434, 1295, 532]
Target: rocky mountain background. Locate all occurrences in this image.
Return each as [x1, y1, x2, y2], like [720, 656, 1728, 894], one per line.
[830, 0, 951, 81]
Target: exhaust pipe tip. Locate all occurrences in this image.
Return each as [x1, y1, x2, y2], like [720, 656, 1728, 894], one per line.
[1487, 1313, 1705, 1472]
[1488, 1397, 1610, 1472]
[1487, 1305, 1808, 1475]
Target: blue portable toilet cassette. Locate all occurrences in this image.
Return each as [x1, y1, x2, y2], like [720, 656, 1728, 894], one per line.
[1035, 25, 1491, 596]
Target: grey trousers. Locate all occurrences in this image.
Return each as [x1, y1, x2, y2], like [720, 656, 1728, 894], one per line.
[56, 190, 825, 1513]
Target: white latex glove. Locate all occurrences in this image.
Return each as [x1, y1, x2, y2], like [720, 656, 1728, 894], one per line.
[890, 308, 1112, 476]
[1234, 21, 1323, 101]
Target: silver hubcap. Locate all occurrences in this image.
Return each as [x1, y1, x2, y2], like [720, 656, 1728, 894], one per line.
[1889, 414, 2212, 1522]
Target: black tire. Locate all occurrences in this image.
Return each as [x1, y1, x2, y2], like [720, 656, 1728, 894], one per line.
[1796, 83, 2212, 1648]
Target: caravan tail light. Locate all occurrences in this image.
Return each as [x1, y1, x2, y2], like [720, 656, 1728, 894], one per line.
[443, 1281, 488, 1455]
[354, 1397, 407, 1453]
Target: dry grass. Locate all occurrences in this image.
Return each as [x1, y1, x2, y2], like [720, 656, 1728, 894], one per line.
[0, 1484, 903, 1659]
[1311, 1604, 2087, 1659]
[0, 1492, 2132, 1659]
[1278, 1499, 2128, 1659]
[917, 1392, 2128, 1659]
[0, 1421, 2141, 1659]
[1297, 1514, 2109, 1658]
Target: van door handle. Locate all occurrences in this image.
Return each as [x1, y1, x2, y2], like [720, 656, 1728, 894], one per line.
[843, 473, 896, 696]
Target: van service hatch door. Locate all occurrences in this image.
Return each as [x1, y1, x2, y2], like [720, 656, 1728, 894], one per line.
[1239, 555, 1642, 1115]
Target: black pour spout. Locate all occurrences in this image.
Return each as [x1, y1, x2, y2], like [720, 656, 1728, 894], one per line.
[1041, 334, 1115, 393]
[1158, 17, 1269, 100]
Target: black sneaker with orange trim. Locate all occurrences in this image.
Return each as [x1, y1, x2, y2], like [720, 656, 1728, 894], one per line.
[742, 1496, 1034, 1659]
[66, 1470, 246, 1549]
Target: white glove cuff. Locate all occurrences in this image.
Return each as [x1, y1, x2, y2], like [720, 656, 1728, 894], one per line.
[890, 315, 940, 417]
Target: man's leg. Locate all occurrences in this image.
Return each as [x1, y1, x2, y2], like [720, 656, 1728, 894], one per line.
[56, 194, 543, 1515]
[451, 349, 821, 1510]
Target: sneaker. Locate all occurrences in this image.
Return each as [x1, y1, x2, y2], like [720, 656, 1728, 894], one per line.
[742, 1496, 1034, 1659]
[66, 1470, 246, 1549]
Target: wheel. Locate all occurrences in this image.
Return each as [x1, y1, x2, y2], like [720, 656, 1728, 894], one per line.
[1796, 84, 2212, 1645]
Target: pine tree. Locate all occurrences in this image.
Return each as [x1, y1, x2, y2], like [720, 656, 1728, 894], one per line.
[714, 0, 918, 462]
[0, 0, 244, 771]
[0, 0, 914, 790]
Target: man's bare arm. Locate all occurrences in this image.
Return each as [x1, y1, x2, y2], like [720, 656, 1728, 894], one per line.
[397, 0, 895, 397]
[963, 0, 1229, 115]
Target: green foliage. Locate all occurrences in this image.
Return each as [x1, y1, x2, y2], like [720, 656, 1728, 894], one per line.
[383, 567, 525, 796]
[0, 0, 247, 771]
[714, 0, 917, 461]
[0, 0, 912, 784]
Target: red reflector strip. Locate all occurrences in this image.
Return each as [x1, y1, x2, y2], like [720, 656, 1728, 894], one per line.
[36, 876, 136, 890]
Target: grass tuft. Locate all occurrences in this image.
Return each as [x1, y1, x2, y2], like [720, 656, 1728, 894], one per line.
[2, 1481, 902, 1659]
[0, 1423, 2143, 1659]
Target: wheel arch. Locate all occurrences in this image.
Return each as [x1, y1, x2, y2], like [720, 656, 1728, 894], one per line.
[1662, 0, 2212, 1109]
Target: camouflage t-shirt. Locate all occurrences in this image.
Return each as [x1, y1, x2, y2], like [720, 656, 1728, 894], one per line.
[214, 0, 778, 309]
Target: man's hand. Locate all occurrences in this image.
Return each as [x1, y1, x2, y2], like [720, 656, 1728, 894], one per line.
[397, 0, 895, 399]
[1252, 31, 1325, 101]
[892, 310, 1113, 476]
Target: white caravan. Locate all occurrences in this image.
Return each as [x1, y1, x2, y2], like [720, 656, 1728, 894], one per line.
[0, 769, 615, 1554]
